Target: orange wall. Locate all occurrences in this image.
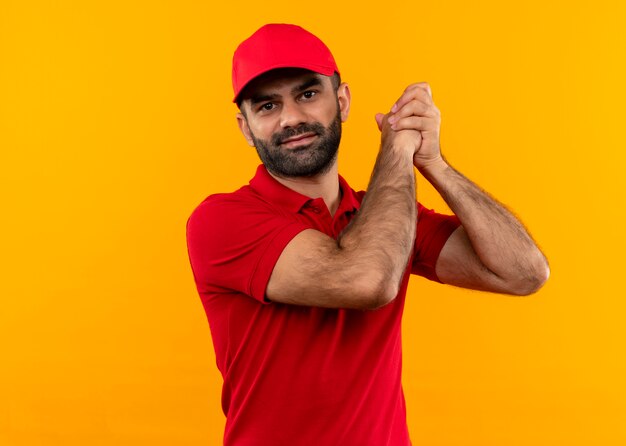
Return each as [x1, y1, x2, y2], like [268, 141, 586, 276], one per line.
[1, 1, 625, 445]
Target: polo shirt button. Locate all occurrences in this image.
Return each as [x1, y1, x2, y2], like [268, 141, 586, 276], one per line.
[311, 207, 321, 213]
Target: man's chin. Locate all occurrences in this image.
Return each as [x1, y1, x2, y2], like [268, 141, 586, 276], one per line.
[266, 157, 334, 178]
[286, 143, 317, 153]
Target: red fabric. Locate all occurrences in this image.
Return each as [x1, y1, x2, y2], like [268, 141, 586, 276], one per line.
[232, 24, 339, 103]
[186, 165, 460, 446]
[413, 205, 462, 282]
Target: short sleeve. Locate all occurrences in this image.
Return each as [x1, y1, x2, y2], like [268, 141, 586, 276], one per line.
[411, 203, 462, 283]
[186, 195, 310, 303]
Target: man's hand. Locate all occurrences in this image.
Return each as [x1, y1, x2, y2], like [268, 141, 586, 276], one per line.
[375, 82, 443, 171]
[375, 109, 422, 156]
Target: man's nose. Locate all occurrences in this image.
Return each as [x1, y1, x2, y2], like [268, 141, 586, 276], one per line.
[279, 100, 307, 128]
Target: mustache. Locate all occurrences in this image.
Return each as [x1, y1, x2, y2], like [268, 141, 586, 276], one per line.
[272, 123, 326, 146]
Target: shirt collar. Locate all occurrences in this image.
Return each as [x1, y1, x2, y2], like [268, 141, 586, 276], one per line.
[336, 173, 360, 215]
[248, 164, 361, 214]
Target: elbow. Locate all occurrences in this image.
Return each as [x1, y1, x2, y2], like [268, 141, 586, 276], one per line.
[510, 260, 551, 296]
[370, 281, 400, 309]
[354, 271, 399, 310]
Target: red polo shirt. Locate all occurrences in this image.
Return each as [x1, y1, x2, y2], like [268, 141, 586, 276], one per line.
[186, 165, 460, 446]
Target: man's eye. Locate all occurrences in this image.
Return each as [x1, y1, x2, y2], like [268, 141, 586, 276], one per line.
[261, 103, 274, 111]
[302, 91, 316, 99]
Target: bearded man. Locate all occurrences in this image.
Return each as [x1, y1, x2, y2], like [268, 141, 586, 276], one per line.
[186, 23, 549, 446]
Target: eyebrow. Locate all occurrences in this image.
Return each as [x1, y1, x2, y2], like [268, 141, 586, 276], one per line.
[294, 77, 323, 94]
[249, 76, 324, 106]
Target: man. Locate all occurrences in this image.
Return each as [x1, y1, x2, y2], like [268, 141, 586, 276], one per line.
[186, 23, 549, 445]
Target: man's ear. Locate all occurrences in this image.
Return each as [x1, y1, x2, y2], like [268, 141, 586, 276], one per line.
[236, 112, 255, 147]
[336, 83, 351, 122]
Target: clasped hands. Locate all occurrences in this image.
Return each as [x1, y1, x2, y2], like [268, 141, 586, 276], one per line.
[375, 82, 445, 172]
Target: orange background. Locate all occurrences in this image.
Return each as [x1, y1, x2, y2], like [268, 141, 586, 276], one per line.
[1, 1, 625, 445]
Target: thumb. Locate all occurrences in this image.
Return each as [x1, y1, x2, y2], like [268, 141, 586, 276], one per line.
[374, 113, 384, 131]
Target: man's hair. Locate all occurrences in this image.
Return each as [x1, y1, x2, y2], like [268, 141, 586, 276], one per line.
[236, 72, 342, 111]
[329, 71, 341, 91]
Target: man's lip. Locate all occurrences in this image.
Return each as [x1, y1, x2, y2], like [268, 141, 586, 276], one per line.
[280, 132, 317, 145]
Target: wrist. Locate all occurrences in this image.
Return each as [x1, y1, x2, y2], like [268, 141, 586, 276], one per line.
[417, 156, 449, 180]
[385, 142, 415, 163]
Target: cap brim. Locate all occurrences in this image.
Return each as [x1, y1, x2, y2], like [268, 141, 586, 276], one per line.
[233, 63, 338, 103]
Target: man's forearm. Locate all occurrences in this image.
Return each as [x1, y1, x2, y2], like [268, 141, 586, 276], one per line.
[337, 142, 417, 303]
[421, 157, 549, 292]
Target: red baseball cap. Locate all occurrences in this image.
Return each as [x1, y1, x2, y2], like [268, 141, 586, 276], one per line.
[232, 24, 340, 103]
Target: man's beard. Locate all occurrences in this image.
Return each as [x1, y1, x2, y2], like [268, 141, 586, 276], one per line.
[249, 109, 342, 178]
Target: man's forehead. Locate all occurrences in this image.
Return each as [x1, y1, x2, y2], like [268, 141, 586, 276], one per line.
[239, 68, 328, 101]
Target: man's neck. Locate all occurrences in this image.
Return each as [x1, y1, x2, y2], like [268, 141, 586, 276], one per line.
[268, 163, 342, 217]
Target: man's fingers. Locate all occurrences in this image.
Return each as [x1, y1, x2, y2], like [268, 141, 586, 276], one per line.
[412, 82, 432, 97]
[389, 100, 437, 122]
[375, 113, 385, 131]
[389, 116, 434, 132]
[378, 83, 439, 134]
[402, 82, 432, 98]
[391, 83, 433, 112]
